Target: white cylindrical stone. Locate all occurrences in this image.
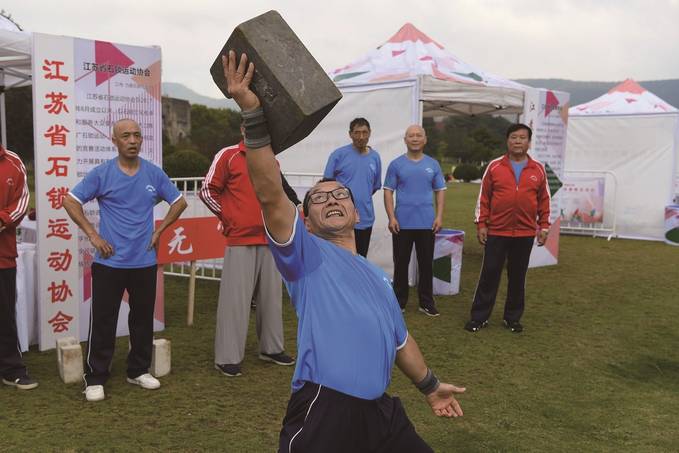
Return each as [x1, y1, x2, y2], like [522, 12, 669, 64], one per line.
[151, 339, 171, 377]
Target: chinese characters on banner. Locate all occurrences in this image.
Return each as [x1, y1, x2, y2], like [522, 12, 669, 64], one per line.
[32, 34, 163, 351]
[521, 88, 570, 268]
[73, 39, 164, 341]
[560, 177, 606, 225]
[32, 34, 80, 350]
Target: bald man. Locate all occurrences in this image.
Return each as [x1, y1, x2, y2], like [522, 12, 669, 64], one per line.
[384, 125, 446, 317]
[63, 119, 187, 402]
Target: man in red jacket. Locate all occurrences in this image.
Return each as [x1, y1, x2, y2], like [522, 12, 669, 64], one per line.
[0, 146, 37, 390]
[465, 124, 550, 334]
[200, 127, 296, 377]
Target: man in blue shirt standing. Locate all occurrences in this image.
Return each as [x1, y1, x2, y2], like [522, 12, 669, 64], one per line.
[323, 117, 381, 257]
[223, 51, 465, 453]
[63, 119, 187, 402]
[384, 125, 447, 317]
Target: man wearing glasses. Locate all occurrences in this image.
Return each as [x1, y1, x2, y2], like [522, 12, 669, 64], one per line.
[222, 51, 465, 453]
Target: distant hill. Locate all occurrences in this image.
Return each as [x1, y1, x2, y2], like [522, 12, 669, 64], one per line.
[162, 82, 238, 110]
[163, 78, 679, 111]
[516, 78, 679, 108]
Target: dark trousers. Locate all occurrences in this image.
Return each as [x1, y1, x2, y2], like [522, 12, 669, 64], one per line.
[470, 235, 534, 323]
[355, 227, 373, 258]
[279, 382, 432, 453]
[85, 263, 157, 386]
[0, 267, 26, 380]
[392, 229, 435, 309]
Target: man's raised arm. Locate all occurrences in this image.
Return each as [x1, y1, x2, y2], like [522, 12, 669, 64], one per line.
[222, 51, 295, 243]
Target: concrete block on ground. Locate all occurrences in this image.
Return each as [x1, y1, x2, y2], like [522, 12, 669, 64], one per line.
[151, 339, 171, 377]
[56, 337, 83, 384]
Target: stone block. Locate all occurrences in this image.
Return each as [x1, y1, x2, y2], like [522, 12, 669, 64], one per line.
[210, 10, 342, 154]
[151, 339, 171, 378]
[56, 337, 83, 385]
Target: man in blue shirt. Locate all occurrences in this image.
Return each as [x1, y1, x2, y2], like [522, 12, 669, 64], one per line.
[384, 125, 447, 317]
[223, 51, 465, 453]
[323, 118, 381, 257]
[63, 119, 187, 402]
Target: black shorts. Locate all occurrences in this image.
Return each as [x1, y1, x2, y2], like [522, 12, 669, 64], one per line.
[279, 382, 433, 453]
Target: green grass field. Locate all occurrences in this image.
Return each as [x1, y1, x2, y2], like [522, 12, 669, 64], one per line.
[3, 183, 679, 452]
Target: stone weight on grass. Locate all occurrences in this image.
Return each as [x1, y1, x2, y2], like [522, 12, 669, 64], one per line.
[56, 336, 84, 384]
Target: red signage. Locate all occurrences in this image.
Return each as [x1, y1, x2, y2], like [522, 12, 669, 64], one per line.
[155, 217, 228, 264]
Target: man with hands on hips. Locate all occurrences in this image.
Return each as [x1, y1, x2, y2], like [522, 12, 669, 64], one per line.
[63, 118, 187, 402]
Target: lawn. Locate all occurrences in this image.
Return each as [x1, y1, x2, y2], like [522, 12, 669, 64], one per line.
[3, 183, 679, 452]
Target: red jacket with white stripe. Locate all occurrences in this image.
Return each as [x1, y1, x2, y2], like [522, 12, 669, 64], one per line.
[0, 146, 29, 268]
[199, 141, 268, 246]
[474, 154, 551, 238]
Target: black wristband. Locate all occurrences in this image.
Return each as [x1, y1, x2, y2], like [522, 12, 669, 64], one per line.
[415, 368, 440, 395]
[241, 107, 271, 149]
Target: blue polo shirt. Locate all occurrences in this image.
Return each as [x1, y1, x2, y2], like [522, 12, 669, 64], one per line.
[70, 157, 182, 268]
[267, 212, 408, 400]
[511, 159, 528, 185]
[323, 144, 382, 229]
[383, 154, 446, 229]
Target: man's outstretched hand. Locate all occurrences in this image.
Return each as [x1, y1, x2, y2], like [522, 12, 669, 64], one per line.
[222, 51, 260, 112]
[425, 382, 466, 418]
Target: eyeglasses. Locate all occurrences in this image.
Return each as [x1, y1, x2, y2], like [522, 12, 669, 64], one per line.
[308, 187, 351, 204]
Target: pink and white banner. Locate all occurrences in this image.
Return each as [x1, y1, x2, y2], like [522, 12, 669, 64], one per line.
[521, 88, 570, 268]
[33, 33, 163, 350]
[560, 176, 605, 224]
[72, 38, 164, 341]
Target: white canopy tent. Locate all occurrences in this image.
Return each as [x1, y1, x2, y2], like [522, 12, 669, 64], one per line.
[565, 79, 679, 240]
[279, 23, 532, 272]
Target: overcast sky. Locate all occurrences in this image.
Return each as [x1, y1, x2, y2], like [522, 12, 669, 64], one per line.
[3, 0, 678, 97]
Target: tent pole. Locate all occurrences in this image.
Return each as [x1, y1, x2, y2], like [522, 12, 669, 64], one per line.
[0, 70, 5, 147]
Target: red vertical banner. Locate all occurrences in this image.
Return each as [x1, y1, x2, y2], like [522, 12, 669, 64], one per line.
[32, 33, 80, 350]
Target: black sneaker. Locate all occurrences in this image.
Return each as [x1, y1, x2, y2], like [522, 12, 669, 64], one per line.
[464, 320, 489, 332]
[215, 363, 242, 377]
[259, 352, 295, 366]
[504, 320, 523, 333]
[418, 305, 440, 317]
[2, 375, 39, 390]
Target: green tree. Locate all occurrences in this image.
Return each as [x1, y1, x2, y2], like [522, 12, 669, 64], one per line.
[2, 86, 33, 163]
[164, 149, 211, 179]
[189, 105, 241, 159]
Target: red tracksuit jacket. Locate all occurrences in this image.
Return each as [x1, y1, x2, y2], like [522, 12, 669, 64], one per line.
[0, 146, 29, 268]
[199, 141, 268, 246]
[474, 154, 551, 237]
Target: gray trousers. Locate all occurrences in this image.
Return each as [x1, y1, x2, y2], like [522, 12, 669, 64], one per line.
[215, 245, 284, 365]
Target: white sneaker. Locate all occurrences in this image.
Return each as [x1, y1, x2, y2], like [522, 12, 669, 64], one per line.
[127, 373, 160, 390]
[85, 385, 105, 402]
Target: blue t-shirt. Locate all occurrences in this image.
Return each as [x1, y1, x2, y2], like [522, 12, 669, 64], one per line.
[70, 158, 182, 268]
[267, 212, 408, 400]
[323, 144, 382, 230]
[383, 154, 446, 229]
[511, 159, 528, 185]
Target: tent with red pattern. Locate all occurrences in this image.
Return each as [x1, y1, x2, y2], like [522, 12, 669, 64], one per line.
[565, 79, 679, 240]
[279, 23, 563, 273]
[329, 23, 527, 116]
